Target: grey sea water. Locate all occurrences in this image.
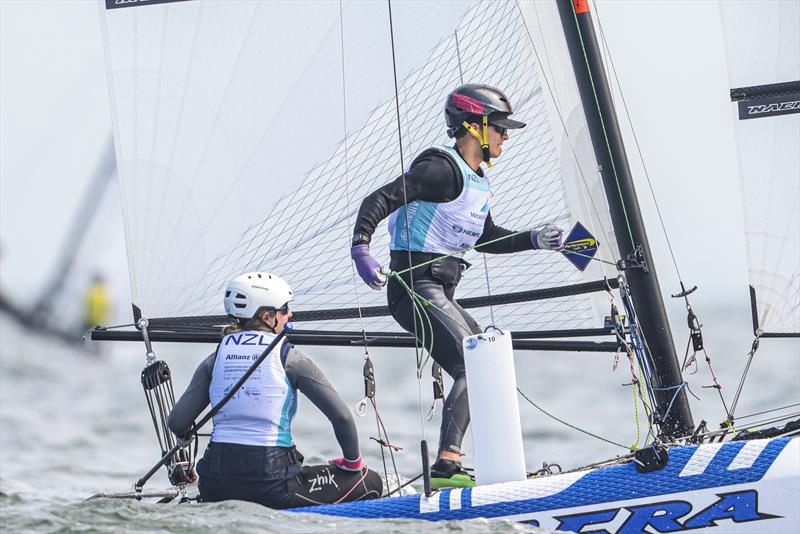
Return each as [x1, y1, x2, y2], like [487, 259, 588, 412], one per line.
[1, 309, 798, 533]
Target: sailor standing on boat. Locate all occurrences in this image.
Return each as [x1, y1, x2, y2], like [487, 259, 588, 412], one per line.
[350, 84, 564, 487]
[169, 272, 382, 508]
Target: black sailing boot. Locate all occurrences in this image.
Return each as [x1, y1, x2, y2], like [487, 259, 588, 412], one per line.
[429, 458, 475, 489]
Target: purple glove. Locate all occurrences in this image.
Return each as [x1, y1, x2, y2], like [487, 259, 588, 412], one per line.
[531, 224, 564, 250]
[329, 456, 365, 472]
[351, 244, 387, 290]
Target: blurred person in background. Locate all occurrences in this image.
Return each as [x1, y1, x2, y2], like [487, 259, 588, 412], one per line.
[83, 272, 110, 331]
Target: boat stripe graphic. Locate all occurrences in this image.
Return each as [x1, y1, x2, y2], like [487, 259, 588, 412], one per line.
[471, 471, 586, 507]
[294, 438, 793, 520]
[450, 488, 463, 511]
[729, 439, 769, 470]
[419, 493, 439, 513]
[679, 442, 725, 477]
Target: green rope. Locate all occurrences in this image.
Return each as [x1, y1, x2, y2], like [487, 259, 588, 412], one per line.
[388, 272, 477, 335]
[634, 358, 657, 447]
[410, 292, 435, 374]
[391, 229, 618, 282]
[383, 222, 632, 450]
[388, 273, 436, 376]
[389, 270, 490, 375]
[630, 375, 641, 450]
[517, 387, 630, 450]
[390, 268, 639, 453]
[392, 230, 529, 277]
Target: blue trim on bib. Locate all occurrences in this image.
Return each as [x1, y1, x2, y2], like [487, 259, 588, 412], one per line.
[408, 201, 438, 251]
[388, 145, 489, 254]
[391, 205, 407, 248]
[276, 376, 296, 447]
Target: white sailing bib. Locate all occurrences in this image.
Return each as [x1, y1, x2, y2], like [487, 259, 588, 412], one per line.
[388, 145, 490, 255]
[209, 331, 296, 447]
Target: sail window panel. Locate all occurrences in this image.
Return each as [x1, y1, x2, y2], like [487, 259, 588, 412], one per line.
[720, 0, 799, 89]
[720, 0, 800, 333]
[737, 115, 800, 332]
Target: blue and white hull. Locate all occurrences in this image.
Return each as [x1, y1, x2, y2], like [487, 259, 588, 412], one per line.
[292, 436, 799, 532]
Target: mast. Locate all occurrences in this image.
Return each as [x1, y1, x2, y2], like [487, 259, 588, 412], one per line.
[32, 134, 117, 321]
[556, 0, 693, 438]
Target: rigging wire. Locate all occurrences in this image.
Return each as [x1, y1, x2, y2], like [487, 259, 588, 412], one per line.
[607, 287, 657, 447]
[527, 0, 612, 282]
[385, 472, 423, 497]
[591, 2, 685, 282]
[519, 1, 621, 268]
[388, 272, 439, 374]
[735, 403, 800, 421]
[630, 370, 642, 449]
[339, 0, 401, 494]
[516, 387, 629, 450]
[730, 413, 800, 431]
[388, 229, 616, 280]
[666, 411, 799, 446]
[453, 24, 497, 327]
[244, 2, 713, 480]
[383, 220, 657, 449]
[573, 1, 728, 440]
[456, 27, 497, 327]
[370, 396, 402, 495]
[563, 3, 637, 251]
[590, 3, 742, 429]
[521, 0, 706, 444]
[386, 0, 430, 469]
[727, 336, 762, 421]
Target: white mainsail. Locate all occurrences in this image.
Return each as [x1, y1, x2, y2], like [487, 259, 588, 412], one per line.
[91, 2, 800, 527]
[719, 0, 800, 334]
[100, 0, 617, 332]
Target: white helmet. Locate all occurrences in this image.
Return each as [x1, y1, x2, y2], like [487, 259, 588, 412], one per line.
[223, 272, 294, 319]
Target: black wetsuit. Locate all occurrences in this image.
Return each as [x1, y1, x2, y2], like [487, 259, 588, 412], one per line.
[169, 341, 383, 508]
[352, 146, 533, 456]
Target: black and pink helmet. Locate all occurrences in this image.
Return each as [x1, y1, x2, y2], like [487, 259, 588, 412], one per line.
[444, 84, 526, 138]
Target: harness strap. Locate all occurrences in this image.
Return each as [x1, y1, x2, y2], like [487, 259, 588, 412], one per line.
[280, 445, 303, 468]
[389, 251, 471, 279]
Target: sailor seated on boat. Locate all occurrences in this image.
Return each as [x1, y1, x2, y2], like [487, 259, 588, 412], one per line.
[168, 272, 383, 508]
[351, 84, 564, 488]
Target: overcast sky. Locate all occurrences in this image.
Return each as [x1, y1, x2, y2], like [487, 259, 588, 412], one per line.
[0, 0, 781, 336]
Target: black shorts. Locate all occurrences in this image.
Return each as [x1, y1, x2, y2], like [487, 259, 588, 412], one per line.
[197, 442, 383, 509]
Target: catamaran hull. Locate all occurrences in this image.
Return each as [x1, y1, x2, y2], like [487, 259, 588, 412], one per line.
[291, 436, 799, 532]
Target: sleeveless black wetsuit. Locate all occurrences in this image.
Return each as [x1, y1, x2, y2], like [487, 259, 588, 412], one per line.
[352, 147, 533, 455]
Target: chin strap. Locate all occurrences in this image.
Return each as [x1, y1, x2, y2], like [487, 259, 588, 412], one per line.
[461, 116, 493, 168]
